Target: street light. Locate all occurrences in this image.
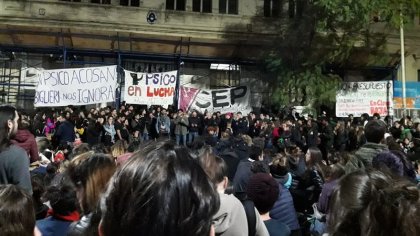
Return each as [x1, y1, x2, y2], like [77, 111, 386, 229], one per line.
[400, 5, 407, 115]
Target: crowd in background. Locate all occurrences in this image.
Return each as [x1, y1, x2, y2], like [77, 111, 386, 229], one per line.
[0, 103, 420, 236]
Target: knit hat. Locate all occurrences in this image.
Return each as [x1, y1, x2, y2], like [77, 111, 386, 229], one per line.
[246, 173, 279, 214]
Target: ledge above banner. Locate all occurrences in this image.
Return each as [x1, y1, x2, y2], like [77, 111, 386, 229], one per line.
[123, 69, 177, 107]
[34, 65, 118, 107]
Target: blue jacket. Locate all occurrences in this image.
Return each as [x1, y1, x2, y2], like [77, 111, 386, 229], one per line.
[55, 121, 75, 144]
[270, 184, 300, 231]
[37, 216, 73, 236]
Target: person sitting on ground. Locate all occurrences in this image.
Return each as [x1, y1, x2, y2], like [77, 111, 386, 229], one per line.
[0, 184, 41, 236]
[233, 145, 265, 197]
[327, 169, 420, 236]
[311, 164, 345, 236]
[247, 173, 291, 236]
[269, 155, 301, 235]
[198, 152, 269, 236]
[66, 152, 116, 236]
[36, 184, 80, 236]
[344, 120, 388, 174]
[99, 141, 220, 236]
[31, 175, 49, 220]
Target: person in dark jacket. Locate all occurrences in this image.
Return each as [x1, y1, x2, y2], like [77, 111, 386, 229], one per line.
[318, 117, 333, 164]
[55, 114, 76, 146]
[0, 105, 32, 193]
[11, 112, 40, 163]
[390, 121, 403, 140]
[306, 119, 319, 148]
[247, 173, 291, 236]
[303, 147, 325, 206]
[188, 110, 201, 144]
[85, 117, 103, 147]
[232, 112, 248, 136]
[311, 164, 345, 236]
[233, 145, 263, 195]
[344, 120, 388, 174]
[269, 155, 301, 234]
[333, 121, 348, 152]
[37, 184, 80, 236]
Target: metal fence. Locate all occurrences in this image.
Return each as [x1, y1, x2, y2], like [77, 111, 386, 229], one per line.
[393, 109, 420, 120]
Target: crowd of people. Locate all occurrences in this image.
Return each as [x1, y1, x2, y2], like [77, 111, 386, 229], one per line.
[0, 103, 419, 236]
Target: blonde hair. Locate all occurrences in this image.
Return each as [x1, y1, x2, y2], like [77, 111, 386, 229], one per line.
[67, 152, 116, 213]
[111, 140, 128, 158]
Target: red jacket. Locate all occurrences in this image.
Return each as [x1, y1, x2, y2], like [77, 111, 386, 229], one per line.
[11, 129, 40, 163]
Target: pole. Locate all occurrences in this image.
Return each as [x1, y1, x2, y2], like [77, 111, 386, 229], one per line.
[400, 7, 407, 115]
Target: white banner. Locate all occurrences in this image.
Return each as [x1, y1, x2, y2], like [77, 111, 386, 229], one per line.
[179, 86, 252, 114]
[34, 66, 117, 107]
[336, 81, 393, 117]
[123, 70, 177, 106]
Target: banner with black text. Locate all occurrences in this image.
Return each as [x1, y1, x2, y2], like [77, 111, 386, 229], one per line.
[34, 66, 118, 107]
[123, 70, 177, 106]
[179, 86, 251, 114]
[336, 81, 393, 117]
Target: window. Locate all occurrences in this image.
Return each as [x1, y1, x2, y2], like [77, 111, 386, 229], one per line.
[91, 0, 110, 4]
[210, 64, 240, 88]
[193, 0, 212, 13]
[288, 0, 304, 18]
[120, 0, 140, 7]
[219, 0, 238, 14]
[418, 69, 420, 82]
[264, 0, 280, 17]
[166, 0, 186, 11]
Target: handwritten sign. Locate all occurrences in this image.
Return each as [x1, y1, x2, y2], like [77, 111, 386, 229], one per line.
[179, 86, 252, 114]
[34, 66, 117, 107]
[336, 81, 393, 117]
[123, 70, 177, 106]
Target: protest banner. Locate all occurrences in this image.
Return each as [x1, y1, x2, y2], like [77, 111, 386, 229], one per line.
[335, 81, 393, 117]
[179, 85, 252, 114]
[34, 66, 117, 107]
[123, 70, 177, 107]
[393, 81, 420, 109]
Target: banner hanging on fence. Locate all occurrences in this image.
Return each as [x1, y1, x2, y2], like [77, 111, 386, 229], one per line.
[393, 81, 420, 109]
[34, 66, 117, 107]
[179, 85, 252, 114]
[335, 81, 393, 117]
[123, 70, 177, 106]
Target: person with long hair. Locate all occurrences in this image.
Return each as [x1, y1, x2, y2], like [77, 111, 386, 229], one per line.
[303, 147, 325, 207]
[0, 185, 41, 236]
[333, 120, 348, 152]
[327, 169, 420, 236]
[102, 116, 116, 146]
[99, 141, 220, 236]
[12, 112, 40, 163]
[66, 152, 116, 236]
[0, 105, 32, 193]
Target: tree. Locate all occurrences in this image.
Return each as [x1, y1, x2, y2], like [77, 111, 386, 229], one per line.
[265, 0, 420, 113]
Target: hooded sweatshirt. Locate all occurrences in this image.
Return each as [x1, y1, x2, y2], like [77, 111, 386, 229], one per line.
[345, 142, 388, 174]
[213, 193, 248, 236]
[11, 129, 39, 163]
[213, 193, 269, 236]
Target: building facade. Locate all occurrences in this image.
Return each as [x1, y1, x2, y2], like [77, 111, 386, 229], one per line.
[0, 0, 419, 111]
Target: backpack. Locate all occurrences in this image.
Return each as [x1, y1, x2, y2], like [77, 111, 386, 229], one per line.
[235, 192, 257, 236]
[242, 199, 257, 236]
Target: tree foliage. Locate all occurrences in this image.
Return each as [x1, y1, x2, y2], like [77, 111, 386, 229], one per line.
[266, 0, 420, 111]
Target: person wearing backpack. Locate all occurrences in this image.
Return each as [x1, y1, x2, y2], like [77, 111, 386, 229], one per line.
[199, 152, 269, 236]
